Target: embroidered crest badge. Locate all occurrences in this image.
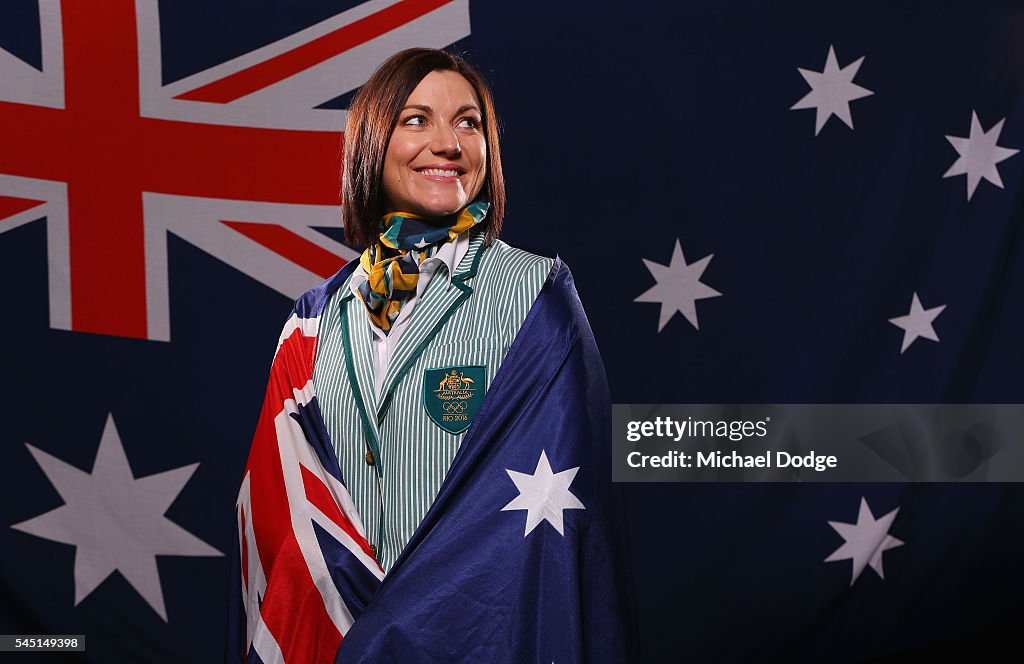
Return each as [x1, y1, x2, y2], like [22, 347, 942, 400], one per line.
[423, 366, 486, 434]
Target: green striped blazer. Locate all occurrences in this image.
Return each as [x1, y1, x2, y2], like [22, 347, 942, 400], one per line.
[313, 229, 553, 571]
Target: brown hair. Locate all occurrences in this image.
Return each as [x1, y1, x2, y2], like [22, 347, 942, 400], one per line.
[341, 48, 505, 248]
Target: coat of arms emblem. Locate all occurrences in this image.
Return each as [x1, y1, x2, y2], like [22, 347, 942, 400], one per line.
[422, 366, 486, 434]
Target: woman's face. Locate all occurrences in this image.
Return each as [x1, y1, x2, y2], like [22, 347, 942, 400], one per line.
[382, 70, 487, 218]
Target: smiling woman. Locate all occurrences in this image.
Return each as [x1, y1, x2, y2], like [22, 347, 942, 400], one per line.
[232, 48, 635, 664]
[381, 70, 487, 218]
[341, 49, 504, 248]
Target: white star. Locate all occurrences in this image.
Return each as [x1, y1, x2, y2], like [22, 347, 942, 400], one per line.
[791, 45, 874, 135]
[943, 111, 1019, 201]
[413, 236, 430, 249]
[634, 239, 721, 332]
[10, 414, 222, 620]
[501, 450, 585, 537]
[888, 292, 946, 354]
[825, 497, 903, 585]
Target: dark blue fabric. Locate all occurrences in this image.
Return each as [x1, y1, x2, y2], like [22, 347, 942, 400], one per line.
[336, 259, 636, 663]
[293, 259, 360, 321]
[290, 399, 344, 485]
[312, 521, 378, 621]
[225, 525, 248, 664]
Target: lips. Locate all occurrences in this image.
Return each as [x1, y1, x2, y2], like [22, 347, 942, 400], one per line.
[413, 164, 465, 181]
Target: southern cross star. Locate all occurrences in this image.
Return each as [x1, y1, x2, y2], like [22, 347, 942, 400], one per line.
[791, 45, 874, 135]
[825, 497, 904, 585]
[502, 450, 585, 537]
[888, 292, 946, 354]
[11, 414, 222, 620]
[635, 239, 721, 332]
[943, 111, 1019, 201]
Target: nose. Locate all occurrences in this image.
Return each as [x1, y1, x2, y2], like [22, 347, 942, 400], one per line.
[430, 123, 461, 157]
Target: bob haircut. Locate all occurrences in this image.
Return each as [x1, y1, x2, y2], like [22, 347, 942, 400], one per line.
[342, 48, 505, 248]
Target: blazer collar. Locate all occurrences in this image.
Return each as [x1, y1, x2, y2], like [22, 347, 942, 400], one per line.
[375, 230, 486, 423]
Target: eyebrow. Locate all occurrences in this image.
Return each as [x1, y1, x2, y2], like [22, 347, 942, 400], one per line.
[400, 104, 482, 115]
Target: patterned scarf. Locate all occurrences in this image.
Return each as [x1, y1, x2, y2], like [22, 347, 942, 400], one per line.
[356, 200, 489, 333]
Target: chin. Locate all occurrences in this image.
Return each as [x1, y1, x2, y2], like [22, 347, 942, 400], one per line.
[416, 199, 468, 218]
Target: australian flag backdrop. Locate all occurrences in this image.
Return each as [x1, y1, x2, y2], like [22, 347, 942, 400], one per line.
[2, 1, 1023, 662]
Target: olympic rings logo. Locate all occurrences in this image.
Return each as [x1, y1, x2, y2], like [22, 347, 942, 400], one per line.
[443, 401, 467, 413]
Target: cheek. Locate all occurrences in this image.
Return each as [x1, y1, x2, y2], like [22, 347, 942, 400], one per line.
[383, 157, 413, 202]
[469, 142, 487, 182]
[381, 154, 409, 208]
[383, 139, 413, 184]
[384, 151, 399, 178]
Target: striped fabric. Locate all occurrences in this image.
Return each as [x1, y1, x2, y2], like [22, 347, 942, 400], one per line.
[314, 228, 553, 570]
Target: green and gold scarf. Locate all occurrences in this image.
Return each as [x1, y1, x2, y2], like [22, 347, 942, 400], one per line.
[356, 200, 488, 333]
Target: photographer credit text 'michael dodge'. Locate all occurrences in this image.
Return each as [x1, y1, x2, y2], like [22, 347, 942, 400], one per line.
[624, 413, 837, 473]
[613, 405, 1024, 482]
[626, 448, 839, 473]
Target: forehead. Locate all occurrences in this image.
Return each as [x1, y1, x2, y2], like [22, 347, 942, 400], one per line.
[405, 70, 481, 109]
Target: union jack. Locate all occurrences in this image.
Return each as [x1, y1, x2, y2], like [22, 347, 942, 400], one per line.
[234, 265, 383, 662]
[0, 0, 470, 341]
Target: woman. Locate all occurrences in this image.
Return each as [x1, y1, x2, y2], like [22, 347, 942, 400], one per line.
[231, 48, 634, 663]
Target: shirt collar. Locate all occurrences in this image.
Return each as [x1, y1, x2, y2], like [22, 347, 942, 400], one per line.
[419, 230, 467, 287]
[345, 231, 469, 300]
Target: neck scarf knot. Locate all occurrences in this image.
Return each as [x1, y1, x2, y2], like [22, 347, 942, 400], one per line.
[356, 200, 489, 333]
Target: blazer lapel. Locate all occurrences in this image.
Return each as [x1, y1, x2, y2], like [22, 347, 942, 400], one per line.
[375, 232, 486, 424]
[338, 286, 384, 474]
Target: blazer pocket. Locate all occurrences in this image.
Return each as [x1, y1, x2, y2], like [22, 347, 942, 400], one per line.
[419, 338, 508, 389]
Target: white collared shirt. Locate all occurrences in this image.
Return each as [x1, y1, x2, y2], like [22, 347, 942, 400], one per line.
[347, 232, 470, 398]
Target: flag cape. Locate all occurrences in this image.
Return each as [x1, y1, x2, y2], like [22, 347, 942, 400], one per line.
[230, 256, 636, 663]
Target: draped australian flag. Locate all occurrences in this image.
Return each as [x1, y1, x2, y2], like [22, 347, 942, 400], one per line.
[226, 269, 384, 663]
[1, 1, 1023, 662]
[228, 258, 634, 663]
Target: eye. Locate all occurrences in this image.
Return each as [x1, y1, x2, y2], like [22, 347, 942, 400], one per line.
[401, 114, 426, 126]
[457, 116, 481, 130]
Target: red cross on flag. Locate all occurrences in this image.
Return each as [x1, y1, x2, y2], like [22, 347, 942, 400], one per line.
[0, 0, 470, 341]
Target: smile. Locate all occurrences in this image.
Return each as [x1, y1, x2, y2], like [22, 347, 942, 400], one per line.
[416, 168, 462, 177]
[413, 163, 467, 183]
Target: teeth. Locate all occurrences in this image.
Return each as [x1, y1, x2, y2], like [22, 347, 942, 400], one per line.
[418, 168, 460, 177]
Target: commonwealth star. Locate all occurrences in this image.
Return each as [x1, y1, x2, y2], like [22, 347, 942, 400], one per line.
[11, 414, 222, 620]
